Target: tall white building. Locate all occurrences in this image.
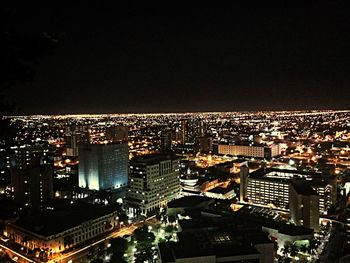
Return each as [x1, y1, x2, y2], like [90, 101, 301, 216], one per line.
[126, 154, 180, 216]
[78, 142, 128, 190]
[244, 168, 336, 214]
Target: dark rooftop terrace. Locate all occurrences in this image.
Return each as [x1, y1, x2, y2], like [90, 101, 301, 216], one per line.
[12, 201, 118, 236]
[130, 153, 180, 165]
[291, 180, 319, 195]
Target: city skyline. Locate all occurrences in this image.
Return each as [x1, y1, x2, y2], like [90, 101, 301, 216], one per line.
[1, 110, 349, 262]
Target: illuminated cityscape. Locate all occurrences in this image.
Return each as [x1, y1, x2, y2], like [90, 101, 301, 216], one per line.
[0, 110, 349, 262]
[1, 2, 350, 263]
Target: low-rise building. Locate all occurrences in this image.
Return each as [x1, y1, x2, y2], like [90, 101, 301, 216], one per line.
[204, 183, 236, 200]
[4, 202, 119, 253]
[235, 206, 314, 252]
[179, 176, 201, 196]
[214, 160, 247, 174]
[159, 217, 274, 263]
[166, 196, 214, 216]
[217, 142, 281, 159]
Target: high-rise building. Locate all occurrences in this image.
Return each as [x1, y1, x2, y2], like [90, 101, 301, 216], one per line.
[196, 136, 213, 153]
[160, 131, 172, 152]
[180, 119, 187, 144]
[11, 164, 53, 210]
[239, 164, 249, 202]
[10, 144, 54, 169]
[0, 148, 12, 189]
[197, 118, 206, 137]
[65, 125, 90, 157]
[78, 142, 129, 190]
[126, 153, 180, 215]
[8, 144, 54, 210]
[290, 180, 320, 231]
[105, 126, 128, 143]
[245, 168, 336, 214]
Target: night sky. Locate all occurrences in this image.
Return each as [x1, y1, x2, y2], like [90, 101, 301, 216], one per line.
[4, 2, 350, 114]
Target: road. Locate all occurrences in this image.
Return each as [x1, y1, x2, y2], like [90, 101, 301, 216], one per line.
[51, 225, 139, 263]
[0, 226, 138, 263]
[0, 216, 157, 263]
[54, 215, 157, 263]
[0, 243, 36, 263]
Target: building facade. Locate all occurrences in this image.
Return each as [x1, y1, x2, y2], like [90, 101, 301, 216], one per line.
[160, 131, 173, 152]
[9, 144, 54, 210]
[218, 143, 281, 158]
[244, 168, 336, 215]
[126, 154, 180, 215]
[10, 144, 54, 169]
[78, 142, 129, 190]
[65, 125, 90, 157]
[289, 181, 320, 231]
[4, 205, 118, 253]
[240, 164, 249, 201]
[105, 126, 128, 143]
[196, 136, 213, 154]
[11, 165, 53, 210]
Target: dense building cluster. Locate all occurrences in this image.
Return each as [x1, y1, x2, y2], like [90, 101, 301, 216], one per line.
[0, 110, 350, 262]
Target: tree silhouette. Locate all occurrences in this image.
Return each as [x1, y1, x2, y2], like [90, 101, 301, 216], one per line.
[90, 259, 103, 263]
[118, 212, 129, 225]
[308, 238, 320, 255]
[108, 237, 127, 258]
[299, 244, 308, 254]
[133, 225, 155, 262]
[289, 243, 298, 257]
[281, 242, 291, 258]
[97, 242, 106, 258]
[109, 253, 127, 263]
[0, 3, 57, 144]
[87, 246, 95, 261]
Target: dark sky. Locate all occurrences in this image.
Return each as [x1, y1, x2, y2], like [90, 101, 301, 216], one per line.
[4, 2, 350, 114]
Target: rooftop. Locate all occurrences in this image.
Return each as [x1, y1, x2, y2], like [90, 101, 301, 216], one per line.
[220, 141, 268, 147]
[178, 217, 271, 245]
[249, 167, 322, 179]
[291, 180, 319, 195]
[235, 206, 314, 236]
[248, 168, 334, 185]
[167, 196, 211, 208]
[130, 153, 180, 165]
[207, 186, 233, 195]
[159, 230, 261, 262]
[11, 201, 118, 236]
